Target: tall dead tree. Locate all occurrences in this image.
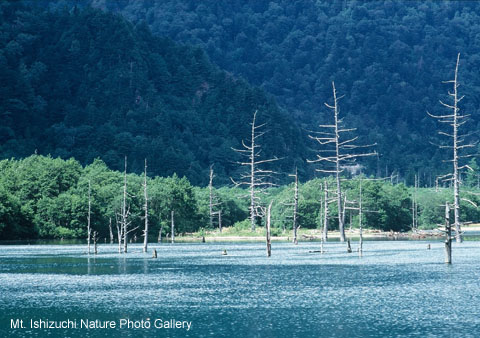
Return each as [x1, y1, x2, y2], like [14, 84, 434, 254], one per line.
[142, 159, 149, 253]
[428, 53, 475, 243]
[308, 82, 376, 242]
[209, 165, 222, 231]
[87, 180, 92, 254]
[232, 110, 279, 231]
[119, 156, 137, 253]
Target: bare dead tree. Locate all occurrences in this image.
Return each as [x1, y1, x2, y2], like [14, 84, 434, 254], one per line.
[115, 213, 122, 253]
[87, 180, 91, 254]
[287, 167, 299, 244]
[158, 223, 163, 243]
[344, 177, 381, 256]
[308, 82, 376, 242]
[108, 217, 114, 244]
[171, 210, 175, 244]
[209, 165, 222, 232]
[209, 165, 215, 228]
[231, 110, 280, 231]
[412, 174, 418, 232]
[322, 180, 329, 241]
[142, 159, 149, 253]
[427, 53, 476, 243]
[118, 156, 138, 253]
[266, 201, 273, 257]
[93, 230, 99, 255]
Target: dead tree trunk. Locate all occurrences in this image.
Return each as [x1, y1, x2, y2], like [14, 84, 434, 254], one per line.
[308, 82, 375, 242]
[209, 165, 214, 229]
[108, 217, 114, 244]
[87, 180, 91, 254]
[445, 202, 452, 264]
[428, 53, 475, 243]
[218, 210, 222, 233]
[266, 201, 272, 257]
[358, 179, 363, 256]
[209, 165, 222, 231]
[171, 210, 175, 244]
[93, 231, 98, 255]
[231, 110, 279, 231]
[143, 159, 149, 253]
[158, 224, 163, 243]
[412, 174, 418, 232]
[292, 168, 299, 244]
[118, 156, 137, 253]
[122, 156, 129, 253]
[323, 180, 329, 241]
[116, 215, 122, 253]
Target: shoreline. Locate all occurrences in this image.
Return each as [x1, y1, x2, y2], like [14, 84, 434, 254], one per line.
[2, 227, 480, 245]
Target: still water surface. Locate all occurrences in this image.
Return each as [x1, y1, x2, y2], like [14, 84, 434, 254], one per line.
[1, 240, 480, 337]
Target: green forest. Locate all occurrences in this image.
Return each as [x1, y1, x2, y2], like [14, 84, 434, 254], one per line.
[1, 155, 480, 240]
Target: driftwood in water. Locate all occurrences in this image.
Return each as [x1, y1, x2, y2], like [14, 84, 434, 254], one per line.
[266, 201, 272, 257]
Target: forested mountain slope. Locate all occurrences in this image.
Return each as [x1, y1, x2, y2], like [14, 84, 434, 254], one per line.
[0, 2, 308, 185]
[84, 0, 480, 185]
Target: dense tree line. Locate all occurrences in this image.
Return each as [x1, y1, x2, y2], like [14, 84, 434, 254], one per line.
[0, 2, 308, 185]
[81, 0, 480, 185]
[2, 155, 479, 240]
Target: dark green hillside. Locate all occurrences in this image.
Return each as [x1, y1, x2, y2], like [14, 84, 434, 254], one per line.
[0, 2, 308, 185]
[86, 0, 480, 185]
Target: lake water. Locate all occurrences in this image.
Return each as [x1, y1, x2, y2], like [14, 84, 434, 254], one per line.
[1, 240, 480, 337]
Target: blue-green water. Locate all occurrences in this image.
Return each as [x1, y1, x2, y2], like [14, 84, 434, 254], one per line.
[1, 241, 479, 337]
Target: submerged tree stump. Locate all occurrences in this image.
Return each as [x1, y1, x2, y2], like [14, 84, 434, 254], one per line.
[347, 239, 352, 253]
[152, 249, 157, 258]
